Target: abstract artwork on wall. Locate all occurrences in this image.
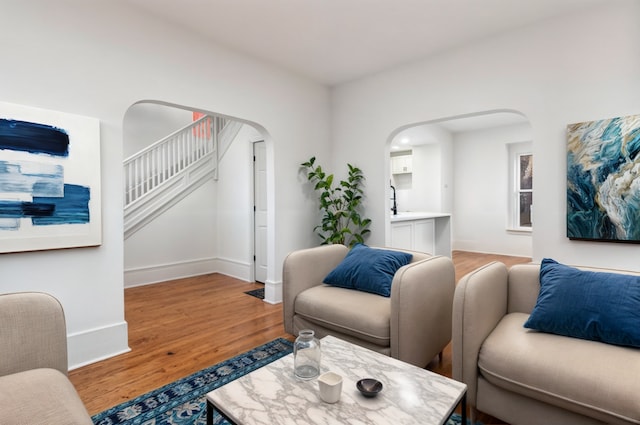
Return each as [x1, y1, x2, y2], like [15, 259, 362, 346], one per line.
[0, 102, 101, 253]
[567, 114, 640, 243]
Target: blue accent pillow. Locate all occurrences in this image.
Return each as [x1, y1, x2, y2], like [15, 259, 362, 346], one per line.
[323, 244, 413, 297]
[523, 258, 640, 348]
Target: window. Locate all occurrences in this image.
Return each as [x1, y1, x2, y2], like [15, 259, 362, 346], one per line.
[508, 142, 533, 231]
[518, 154, 533, 227]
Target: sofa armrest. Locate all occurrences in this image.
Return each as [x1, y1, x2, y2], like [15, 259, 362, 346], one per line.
[390, 255, 455, 367]
[0, 292, 68, 377]
[282, 244, 349, 335]
[452, 261, 508, 405]
[0, 368, 93, 424]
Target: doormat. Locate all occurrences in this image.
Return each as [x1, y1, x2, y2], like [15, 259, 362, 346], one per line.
[244, 288, 264, 300]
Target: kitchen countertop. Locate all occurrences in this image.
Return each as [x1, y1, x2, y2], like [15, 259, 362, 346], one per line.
[390, 211, 451, 222]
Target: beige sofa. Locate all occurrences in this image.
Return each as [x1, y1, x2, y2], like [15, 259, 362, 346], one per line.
[453, 261, 640, 425]
[0, 292, 93, 425]
[283, 244, 455, 368]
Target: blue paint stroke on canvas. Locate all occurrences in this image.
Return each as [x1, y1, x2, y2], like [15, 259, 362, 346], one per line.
[0, 160, 64, 197]
[0, 119, 70, 157]
[0, 200, 55, 218]
[0, 184, 90, 227]
[32, 184, 90, 225]
[567, 114, 640, 242]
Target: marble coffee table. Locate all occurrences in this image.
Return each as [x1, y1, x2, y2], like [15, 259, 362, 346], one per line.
[206, 335, 467, 425]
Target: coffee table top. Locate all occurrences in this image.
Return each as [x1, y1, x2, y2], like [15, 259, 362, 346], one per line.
[206, 335, 466, 425]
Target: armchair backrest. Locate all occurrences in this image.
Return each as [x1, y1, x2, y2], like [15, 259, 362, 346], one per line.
[507, 264, 541, 314]
[282, 244, 349, 334]
[0, 292, 68, 377]
[282, 245, 432, 335]
[389, 247, 431, 263]
[507, 262, 640, 315]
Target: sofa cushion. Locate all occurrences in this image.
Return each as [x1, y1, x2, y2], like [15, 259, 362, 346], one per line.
[323, 243, 412, 297]
[295, 285, 391, 346]
[479, 313, 640, 423]
[524, 258, 640, 348]
[0, 368, 93, 425]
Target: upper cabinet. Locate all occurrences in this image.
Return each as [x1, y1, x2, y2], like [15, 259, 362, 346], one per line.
[391, 153, 412, 174]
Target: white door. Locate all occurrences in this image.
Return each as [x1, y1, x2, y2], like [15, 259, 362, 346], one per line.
[253, 141, 268, 283]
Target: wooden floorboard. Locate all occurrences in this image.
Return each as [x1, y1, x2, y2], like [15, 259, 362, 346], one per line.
[69, 250, 531, 423]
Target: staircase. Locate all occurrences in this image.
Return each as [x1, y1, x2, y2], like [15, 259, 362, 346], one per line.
[123, 115, 242, 239]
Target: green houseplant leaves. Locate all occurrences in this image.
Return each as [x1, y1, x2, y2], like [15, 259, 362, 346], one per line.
[301, 157, 372, 247]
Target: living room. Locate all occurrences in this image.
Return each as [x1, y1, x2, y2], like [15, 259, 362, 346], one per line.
[1, 0, 639, 423]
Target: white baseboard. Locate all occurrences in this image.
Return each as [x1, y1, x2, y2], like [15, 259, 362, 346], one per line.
[124, 257, 251, 288]
[264, 279, 282, 304]
[451, 244, 532, 258]
[213, 256, 252, 282]
[124, 257, 218, 288]
[67, 321, 130, 370]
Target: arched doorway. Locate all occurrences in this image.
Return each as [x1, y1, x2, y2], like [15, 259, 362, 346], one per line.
[387, 110, 533, 257]
[122, 101, 271, 288]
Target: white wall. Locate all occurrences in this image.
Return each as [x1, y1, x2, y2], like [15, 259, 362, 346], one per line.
[332, 0, 640, 270]
[123, 180, 218, 287]
[123, 103, 193, 158]
[453, 123, 533, 256]
[392, 144, 443, 213]
[0, 1, 329, 368]
[392, 124, 454, 214]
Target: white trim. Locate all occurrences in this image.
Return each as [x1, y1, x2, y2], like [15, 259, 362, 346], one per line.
[67, 321, 130, 370]
[263, 279, 282, 304]
[124, 256, 252, 288]
[124, 257, 218, 288]
[506, 228, 533, 234]
[213, 256, 252, 282]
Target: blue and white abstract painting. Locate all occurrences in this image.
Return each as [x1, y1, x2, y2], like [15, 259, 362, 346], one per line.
[0, 102, 101, 253]
[567, 114, 640, 242]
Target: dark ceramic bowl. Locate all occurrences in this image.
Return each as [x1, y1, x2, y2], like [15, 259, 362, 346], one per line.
[356, 378, 383, 397]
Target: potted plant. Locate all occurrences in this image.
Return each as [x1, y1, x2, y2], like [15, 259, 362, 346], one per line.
[301, 157, 371, 247]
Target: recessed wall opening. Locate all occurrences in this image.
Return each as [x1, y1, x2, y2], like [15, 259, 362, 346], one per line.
[122, 100, 270, 291]
[387, 110, 533, 258]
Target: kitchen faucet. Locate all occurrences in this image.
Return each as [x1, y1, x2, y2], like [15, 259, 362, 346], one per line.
[390, 184, 397, 215]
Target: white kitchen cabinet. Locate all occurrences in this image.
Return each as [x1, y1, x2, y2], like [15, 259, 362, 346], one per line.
[389, 213, 451, 257]
[390, 222, 413, 250]
[391, 154, 412, 174]
[390, 219, 434, 254]
[413, 219, 435, 254]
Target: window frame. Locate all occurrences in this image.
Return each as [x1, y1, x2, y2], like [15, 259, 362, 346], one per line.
[507, 142, 533, 232]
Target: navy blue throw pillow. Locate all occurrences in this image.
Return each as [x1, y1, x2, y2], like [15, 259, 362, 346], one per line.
[523, 258, 640, 348]
[323, 244, 413, 297]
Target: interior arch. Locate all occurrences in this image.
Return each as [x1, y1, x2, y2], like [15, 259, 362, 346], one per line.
[122, 100, 273, 291]
[386, 109, 533, 257]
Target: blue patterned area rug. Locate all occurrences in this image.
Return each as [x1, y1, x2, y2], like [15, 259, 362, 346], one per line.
[92, 339, 292, 425]
[92, 338, 478, 425]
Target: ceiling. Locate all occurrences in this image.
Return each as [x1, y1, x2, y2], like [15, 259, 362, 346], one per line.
[121, 0, 606, 86]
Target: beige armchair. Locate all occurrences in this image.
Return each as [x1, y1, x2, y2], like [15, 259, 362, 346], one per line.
[453, 262, 640, 425]
[283, 244, 455, 367]
[0, 292, 93, 425]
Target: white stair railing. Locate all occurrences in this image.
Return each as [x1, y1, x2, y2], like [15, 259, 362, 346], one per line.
[123, 115, 224, 208]
[123, 114, 244, 239]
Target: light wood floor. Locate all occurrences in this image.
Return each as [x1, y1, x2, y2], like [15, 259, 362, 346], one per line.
[69, 250, 531, 422]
